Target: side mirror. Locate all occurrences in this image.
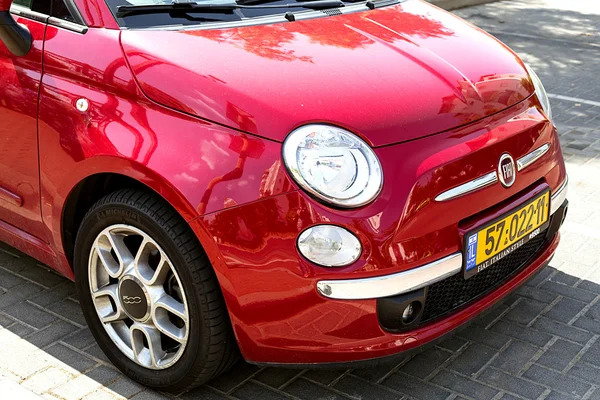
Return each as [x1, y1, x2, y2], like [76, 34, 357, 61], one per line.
[0, 0, 32, 56]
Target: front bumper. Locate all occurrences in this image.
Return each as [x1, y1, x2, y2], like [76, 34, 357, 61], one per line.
[317, 177, 568, 302]
[191, 98, 568, 365]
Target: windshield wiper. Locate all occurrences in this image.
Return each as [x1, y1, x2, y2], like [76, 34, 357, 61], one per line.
[116, 0, 345, 17]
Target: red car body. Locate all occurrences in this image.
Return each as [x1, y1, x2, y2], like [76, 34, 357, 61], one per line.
[1, 0, 567, 365]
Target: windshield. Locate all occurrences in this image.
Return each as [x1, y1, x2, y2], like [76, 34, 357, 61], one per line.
[105, 0, 369, 28]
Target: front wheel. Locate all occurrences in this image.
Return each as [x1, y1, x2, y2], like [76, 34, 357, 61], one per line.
[74, 189, 238, 392]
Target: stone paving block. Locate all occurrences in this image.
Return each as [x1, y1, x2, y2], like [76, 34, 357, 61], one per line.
[352, 360, 404, 383]
[544, 297, 587, 324]
[477, 367, 546, 399]
[398, 346, 452, 379]
[536, 339, 583, 371]
[549, 271, 581, 287]
[573, 316, 600, 335]
[0, 269, 27, 289]
[457, 325, 511, 350]
[437, 336, 468, 352]
[302, 369, 348, 386]
[45, 344, 97, 374]
[83, 344, 111, 364]
[567, 361, 600, 384]
[504, 299, 548, 325]
[4, 302, 57, 329]
[207, 362, 260, 393]
[177, 387, 229, 400]
[29, 282, 77, 308]
[15, 265, 66, 290]
[333, 375, 404, 400]
[447, 343, 497, 376]
[7, 320, 36, 337]
[232, 381, 288, 400]
[515, 285, 559, 304]
[25, 320, 79, 349]
[47, 299, 87, 326]
[22, 367, 75, 394]
[0, 283, 44, 309]
[491, 341, 538, 375]
[522, 364, 592, 398]
[430, 370, 499, 400]
[128, 390, 170, 400]
[384, 372, 451, 400]
[533, 317, 594, 344]
[541, 280, 597, 302]
[105, 377, 145, 399]
[86, 366, 122, 386]
[82, 389, 123, 400]
[282, 378, 349, 400]
[253, 368, 300, 388]
[62, 328, 97, 350]
[51, 374, 104, 400]
[491, 320, 553, 347]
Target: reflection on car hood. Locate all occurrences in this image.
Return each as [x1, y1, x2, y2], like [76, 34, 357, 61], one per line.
[120, 0, 533, 147]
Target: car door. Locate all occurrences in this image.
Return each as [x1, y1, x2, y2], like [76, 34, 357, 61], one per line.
[0, 0, 48, 238]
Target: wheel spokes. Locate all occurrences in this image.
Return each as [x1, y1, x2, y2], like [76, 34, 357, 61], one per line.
[152, 295, 188, 343]
[96, 231, 134, 278]
[92, 284, 127, 323]
[134, 240, 170, 286]
[130, 324, 167, 368]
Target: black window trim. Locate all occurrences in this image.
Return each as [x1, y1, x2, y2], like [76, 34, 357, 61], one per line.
[10, 1, 88, 34]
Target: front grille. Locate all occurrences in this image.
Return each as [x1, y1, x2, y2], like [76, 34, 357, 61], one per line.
[421, 232, 548, 323]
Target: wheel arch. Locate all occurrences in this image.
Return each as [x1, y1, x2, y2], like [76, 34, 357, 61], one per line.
[59, 167, 200, 271]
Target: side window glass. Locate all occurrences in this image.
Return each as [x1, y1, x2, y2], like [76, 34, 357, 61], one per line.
[51, 0, 76, 22]
[13, 0, 33, 7]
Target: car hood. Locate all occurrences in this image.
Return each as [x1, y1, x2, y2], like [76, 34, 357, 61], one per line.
[120, 0, 533, 147]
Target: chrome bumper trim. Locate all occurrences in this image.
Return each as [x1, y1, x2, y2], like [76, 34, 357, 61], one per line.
[551, 176, 568, 215]
[517, 143, 551, 171]
[318, 176, 568, 301]
[435, 172, 498, 202]
[436, 143, 552, 202]
[316, 254, 462, 300]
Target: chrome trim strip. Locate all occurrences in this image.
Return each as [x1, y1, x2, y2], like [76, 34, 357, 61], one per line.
[550, 176, 568, 215]
[435, 172, 498, 202]
[316, 254, 462, 300]
[10, 4, 48, 23]
[48, 17, 88, 34]
[517, 143, 551, 171]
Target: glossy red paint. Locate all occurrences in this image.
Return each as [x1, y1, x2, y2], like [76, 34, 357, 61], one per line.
[121, 2, 533, 146]
[0, 0, 566, 366]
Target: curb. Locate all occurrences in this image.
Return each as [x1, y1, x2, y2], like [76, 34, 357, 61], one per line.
[428, 0, 500, 10]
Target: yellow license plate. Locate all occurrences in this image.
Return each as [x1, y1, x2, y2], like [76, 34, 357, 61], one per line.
[464, 190, 550, 279]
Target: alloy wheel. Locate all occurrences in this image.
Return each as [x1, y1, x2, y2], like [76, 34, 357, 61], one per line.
[88, 224, 189, 370]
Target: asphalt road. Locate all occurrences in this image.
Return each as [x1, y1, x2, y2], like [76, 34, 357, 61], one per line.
[1, 1, 599, 399]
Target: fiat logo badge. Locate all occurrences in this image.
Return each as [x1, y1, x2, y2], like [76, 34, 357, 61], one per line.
[498, 153, 516, 188]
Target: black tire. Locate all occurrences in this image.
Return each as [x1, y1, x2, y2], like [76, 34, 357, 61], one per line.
[74, 189, 239, 392]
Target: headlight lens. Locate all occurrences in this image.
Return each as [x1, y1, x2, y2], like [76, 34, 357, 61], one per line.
[525, 64, 552, 121]
[282, 125, 383, 208]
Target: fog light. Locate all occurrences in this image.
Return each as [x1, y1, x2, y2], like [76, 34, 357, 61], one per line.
[402, 303, 414, 322]
[297, 225, 361, 267]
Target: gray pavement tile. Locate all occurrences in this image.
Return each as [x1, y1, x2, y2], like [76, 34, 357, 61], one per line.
[4, 302, 57, 329]
[384, 372, 452, 400]
[567, 361, 600, 385]
[282, 378, 350, 400]
[532, 317, 594, 345]
[430, 370, 499, 400]
[544, 297, 588, 324]
[504, 299, 547, 325]
[45, 343, 97, 373]
[477, 367, 546, 399]
[491, 341, 538, 375]
[398, 346, 452, 379]
[25, 320, 79, 348]
[536, 339, 583, 371]
[457, 325, 511, 350]
[252, 368, 301, 389]
[207, 362, 260, 393]
[105, 377, 145, 399]
[302, 369, 348, 386]
[447, 343, 497, 376]
[333, 375, 404, 400]
[233, 381, 288, 400]
[47, 299, 87, 326]
[523, 364, 592, 398]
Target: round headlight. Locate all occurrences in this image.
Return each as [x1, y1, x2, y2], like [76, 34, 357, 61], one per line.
[525, 64, 552, 121]
[282, 125, 383, 208]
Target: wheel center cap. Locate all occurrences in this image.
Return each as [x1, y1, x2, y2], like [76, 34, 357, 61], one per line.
[119, 276, 149, 321]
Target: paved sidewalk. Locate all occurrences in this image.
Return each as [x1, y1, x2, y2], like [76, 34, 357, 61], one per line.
[1, 1, 600, 399]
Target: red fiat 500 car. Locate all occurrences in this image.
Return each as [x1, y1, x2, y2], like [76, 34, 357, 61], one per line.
[0, 0, 568, 392]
